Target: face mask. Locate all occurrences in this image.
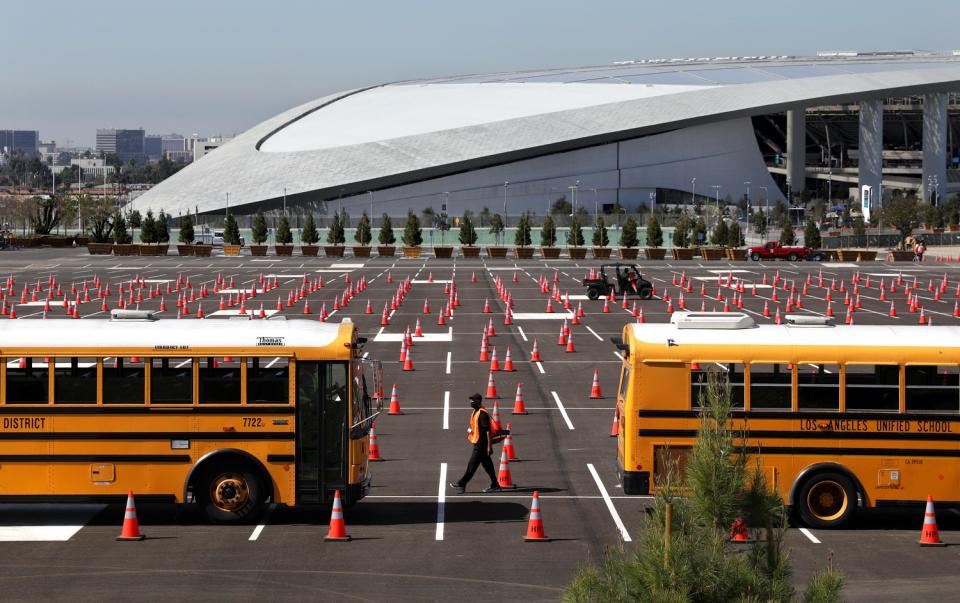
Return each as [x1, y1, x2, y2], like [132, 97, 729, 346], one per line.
[470, 401, 481, 410]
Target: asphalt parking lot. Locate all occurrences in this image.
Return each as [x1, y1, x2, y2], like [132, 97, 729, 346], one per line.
[0, 247, 958, 601]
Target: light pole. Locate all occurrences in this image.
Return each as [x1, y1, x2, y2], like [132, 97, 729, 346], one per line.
[691, 177, 696, 209]
[503, 181, 509, 227]
[711, 185, 722, 228]
[282, 187, 287, 215]
[443, 191, 450, 214]
[743, 181, 751, 244]
[589, 188, 598, 226]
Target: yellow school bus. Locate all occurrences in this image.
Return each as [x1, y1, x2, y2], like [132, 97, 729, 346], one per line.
[615, 311, 959, 528]
[0, 310, 380, 523]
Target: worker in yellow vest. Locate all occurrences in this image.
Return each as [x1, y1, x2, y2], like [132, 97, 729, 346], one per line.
[449, 393, 500, 493]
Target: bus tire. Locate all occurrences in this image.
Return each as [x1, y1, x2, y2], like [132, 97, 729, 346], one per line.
[795, 471, 857, 529]
[196, 459, 267, 524]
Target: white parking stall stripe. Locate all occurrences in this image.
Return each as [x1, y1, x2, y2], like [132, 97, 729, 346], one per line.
[587, 463, 632, 542]
[436, 463, 447, 541]
[443, 391, 450, 430]
[551, 391, 575, 430]
[248, 503, 277, 541]
[585, 326, 603, 341]
[799, 527, 821, 544]
[517, 326, 528, 342]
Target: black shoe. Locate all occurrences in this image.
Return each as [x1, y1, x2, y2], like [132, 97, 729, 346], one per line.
[449, 482, 465, 493]
[482, 485, 502, 493]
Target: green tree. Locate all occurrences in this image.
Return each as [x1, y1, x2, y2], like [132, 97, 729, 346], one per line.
[852, 214, 866, 237]
[275, 215, 293, 245]
[923, 203, 943, 228]
[568, 214, 584, 246]
[592, 215, 609, 247]
[31, 196, 61, 235]
[643, 215, 661, 248]
[402, 211, 422, 246]
[551, 197, 572, 217]
[379, 213, 396, 245]
[710, 219, 729, 246]
[88, 201, 115, 243]
[726, 221, 743, 247]
[139, 209, 157, 244]
[435, 212, 450, 245]
[250, 210, 268, 245]
[458, 212, 478, 246]
[693, 216, 708, 246]
[301, 214, 319, 245]
[540, 214, 557, 247]
[112, 211, 132, 244]
[673, 213, 691, 248]
[178, 214, 194, 244]
[753, 207, 766, 235]
[514, 212, 532, 247]
[884, 195, 919, 249]
[779, 216, 796, 245]
[354, 212, 371, 246]
[803, 218, 822, 249]
[223, 213, 241, 245]
[323, 211, 342, 245]
[488, 213, 505, 246]
[156, 210, 170, 243]
[127, 209, 142, 229]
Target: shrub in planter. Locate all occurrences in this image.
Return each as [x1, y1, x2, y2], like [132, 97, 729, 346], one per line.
[803, 218, 822, 250]
[223, 213, 242, 256]
[87, 203, 115, 255]
[513, 212, 534, 258]
[377, 213, 396, 256]
[539, 214, 560, 258]
[486, 213, 507, 257]
[249, 210, 269, 256]
[617, 216, 640, 259]
[402, 210, 422, 257]
[710, 219, 729, 247]
[591, 215, 611, 258]
[301, 213, 320, 256]
[567, 215, 587, 259]
[434, 212, 453, 258]
[275, 215, 294, 255]
[324, 210, 346, 257]
[459, 212, 480, 257]
[351, 211, 372, 257]
[692, 216, 707, 248]
[111, 212, 134, 256]
[177, 214, 195, 256]
[156, 210, 170, 254]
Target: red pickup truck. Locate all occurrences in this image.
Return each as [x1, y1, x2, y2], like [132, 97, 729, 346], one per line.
[748, 241, 826, 262]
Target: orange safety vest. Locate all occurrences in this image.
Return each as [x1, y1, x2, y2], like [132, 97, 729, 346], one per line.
[467, 408, 491, 444]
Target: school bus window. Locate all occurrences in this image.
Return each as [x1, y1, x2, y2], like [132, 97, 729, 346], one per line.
[54, 357, 97, 404]
[6, 357, 49, 404]
[618, 365, 630, 401]
[905, 365, 959, 414]
[750, 363, 792, 410]
[103, 357, 146, 404]
[691, 363, 744, 409]
[151, 358, 194, 404]
[247, 357, 289, 404]
[200, 357, 241, 404]
[797, 363, 840, 411]
[845, 364, 899, 412]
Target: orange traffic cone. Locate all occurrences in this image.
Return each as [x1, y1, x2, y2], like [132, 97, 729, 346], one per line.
[919, 495, 947, 546]
[524, 491, 549, 542]
[489, 346, 500, 371]
[729, 517, 753, 543]
[483, 298, 491, 313]
[589, 369, 603, 399]
[503, 423, 517, 460]
[116, 491, 146, 541]
[324, 490, 352, 541]
[368, 423, 383, 461]
[414, 318, 423, 337]
[512, 383, 528, 414]
[503, 347, 515, 371]
[565, 332, 575, 353]
[485, 371, 499, 399]
[388, 384, 402, 415]
[609, 406, 619, 437]
[496, 448, 516, 489]
[402, 346, 414, 371]
[491, 400, 503, 432]
[530, 339, 541, 362]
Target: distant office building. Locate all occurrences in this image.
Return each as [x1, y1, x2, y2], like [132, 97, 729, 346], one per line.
[160, 134, 186, 154]
[0, 130, 40, 156]
[144, 135, 163, 161]
[164, 150, 193, 163]
[96, 128, 146, 163]
[51, 158, 115, 181]
[192, 136, 232, 162]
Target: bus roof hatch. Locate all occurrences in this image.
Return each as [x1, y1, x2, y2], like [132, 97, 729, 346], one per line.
[670, 311, 755, 330]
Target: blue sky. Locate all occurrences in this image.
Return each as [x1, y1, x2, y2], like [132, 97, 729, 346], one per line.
[5, 0, 960, 146]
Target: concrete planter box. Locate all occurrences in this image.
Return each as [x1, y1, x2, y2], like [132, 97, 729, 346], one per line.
[643, 248, 665, 260]
[837, 249, 877, 262]
[672, 248, 696, 260]
[177, 245, 194, 256]
[701, 247, 728, 260]
[592, 247, 612, 259]
[402, 246, 422, 258]
[249, 245, 268, 256]
[223, 244, 242, 256]
[351, 246, 371, 257]
[275, 245, 294, 256]
[568, 247, 588, 259]
[486, 246, 508, 258]
[112, 244, 135, 256]
[540, 247, 561, 259]
[888, 250, 915, 262]
[324, 246, 346, 257]
[726, 248, 748, 261]
[193, 245, 212, 257]
[514, 247, 535, 259]
[87, 243, 113, 255]
[618, 247, 640, 260]
[461, 246, 481, 258]
[434, 246, 454, 258]
[377, 246, 396, 257]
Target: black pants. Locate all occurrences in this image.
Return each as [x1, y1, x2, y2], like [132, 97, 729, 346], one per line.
[457, 445, 498, 488]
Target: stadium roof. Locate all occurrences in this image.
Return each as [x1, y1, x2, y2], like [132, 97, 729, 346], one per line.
[130, 53, 960, 215]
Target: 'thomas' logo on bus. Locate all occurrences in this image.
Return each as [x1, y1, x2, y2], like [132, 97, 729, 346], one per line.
[256, 336, 285, 346]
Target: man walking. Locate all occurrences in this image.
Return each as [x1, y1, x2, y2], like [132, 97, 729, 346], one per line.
[450, 393, 501, 493]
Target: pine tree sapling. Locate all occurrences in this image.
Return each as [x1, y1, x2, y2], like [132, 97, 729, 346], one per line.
[379, 213, 396, 245]
[435, 212, 450, 245]
[112, 212, 132, 245]
[568, 215, 584, 246]
[644, 215, 661, 248]
[459, 213, 478, 246]
[301, 214, 319, 245]
[726, 221, 743, 248]
[591, 215, 609, 247]
[514, 213, 532, 247]
[156, 211, 170, 243]
[710, 219, 729, 246]
[139, 210, 157, 244]
[803, 218, 822, 249]
[693, 217, 708, 246]
[673, 213, 690, 248]
[540, 214, 557, 247]
[276, 216, 293, 245]
[402, 211, 422, 247]
[488, 213, 504, 246]
[223, 213, 241, 245]
[325, 211, 345, 245]
[178, 214, 194, 244]
[355, 212, 372, 246]
[250, 210, 268, 245]
[779, 217, 796, 245]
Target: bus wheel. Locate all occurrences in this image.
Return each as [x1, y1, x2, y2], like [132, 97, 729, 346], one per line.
[198, 462, 266, 524]
[796, 472, 856, 528]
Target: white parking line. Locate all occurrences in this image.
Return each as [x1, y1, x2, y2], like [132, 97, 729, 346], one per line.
[446, 351, 451, 374]
[614, 352, 624, 361]
[799, 527, 821, 544]
[587, 463, 632, 542]
[436, 463, 447, 541]
[248, 503, 277, 541]
[536, 362, 545, 374]
[517, 326, 528, 342]
[551, 391, 574, 430]
[585, 326, 603, 341]
[443, 391, 450, 430]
